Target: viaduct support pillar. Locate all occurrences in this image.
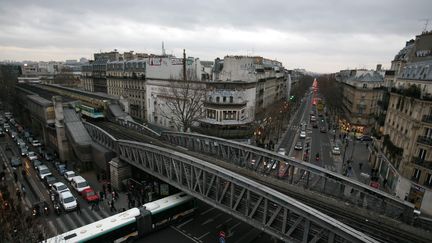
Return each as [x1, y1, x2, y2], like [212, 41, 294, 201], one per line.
[52, 96, 70, 162]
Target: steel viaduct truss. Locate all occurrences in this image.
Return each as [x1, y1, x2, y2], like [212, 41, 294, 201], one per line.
[108, 118, 415, 224]
[84, 122, 378, 243]
[160, 132, 415, 223]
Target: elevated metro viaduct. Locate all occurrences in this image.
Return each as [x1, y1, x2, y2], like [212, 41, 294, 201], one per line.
[14, 84, 430, 242]
[83, 121, 378, 243]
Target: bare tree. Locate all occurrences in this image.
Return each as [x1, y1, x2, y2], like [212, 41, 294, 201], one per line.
[159, 80, 207, 132]
[53, 66, 79, 87]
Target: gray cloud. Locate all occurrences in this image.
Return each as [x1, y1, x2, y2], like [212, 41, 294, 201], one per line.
[0, 0, 431, 72]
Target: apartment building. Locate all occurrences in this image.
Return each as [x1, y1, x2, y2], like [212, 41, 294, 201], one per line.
[339, 69, 384, 134]
[369, 31, 432, 214]
[197, 56, 287, 138]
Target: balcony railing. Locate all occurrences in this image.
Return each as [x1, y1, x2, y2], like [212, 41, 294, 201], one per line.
[417, 136, 432, 146]
[412, 157, 432, 170]
[422, 115, 432, 124]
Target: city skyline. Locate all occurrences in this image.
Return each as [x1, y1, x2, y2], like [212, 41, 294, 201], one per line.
[0, 0, 431, 72]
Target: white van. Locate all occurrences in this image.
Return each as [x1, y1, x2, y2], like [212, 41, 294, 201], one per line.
[70, 175, 90, 193]
[59, 191, 77, 211]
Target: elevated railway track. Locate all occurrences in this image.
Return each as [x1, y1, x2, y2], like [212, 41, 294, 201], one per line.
[88, 120, 431, 243]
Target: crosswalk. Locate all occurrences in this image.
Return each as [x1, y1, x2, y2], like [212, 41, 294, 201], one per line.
[46, 204, 112, 236]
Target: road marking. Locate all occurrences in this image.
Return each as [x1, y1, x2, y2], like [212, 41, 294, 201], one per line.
[54, 216, 68, 234]
[68, 210, 86, 227]
[47, 220, 58, 235]
[62, 212, 78, 231]
[229, 222, 241, 232]
[200, 207, 214, 216]
[202, 218, 214, 225]
[197, 231, 210, 240]
[170, 226, 202, 243]
[177, 218, 194, 228]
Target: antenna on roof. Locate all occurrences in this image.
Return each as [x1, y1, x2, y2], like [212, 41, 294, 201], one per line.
[421, 18, 431, 32]
[162, 41, 166, 56]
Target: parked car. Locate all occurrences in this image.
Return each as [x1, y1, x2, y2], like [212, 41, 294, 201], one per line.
[43, 175, 57, 188]
[51, 182, 70, 197]
[24, 132, 30, 138]
[44, 152, 54, 162]
[55, 162, 67, 175]
[27, 151, 38, 161]
[64, 171, 76, 182]
[320, 127, 326, 133]
[294, 141, 303, 150]
[20, 147, 28, 157]
[332, 146, 341, 155]
[3, 123, 10, 132]
[37, 165, 52, 180]
[10, 131, 17, 139]
[81, 188, 100, 202]
[10, 156, 21, 167]
[31, 140, 42, 147]
[59, 191, 77, 211]
[70, 176, 90, 193]
[32, 159, 43, 169]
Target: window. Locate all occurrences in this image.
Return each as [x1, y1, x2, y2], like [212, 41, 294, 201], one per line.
[216, 97, 220, 103]
[223, 96, 226, 103]
[413, 168, 421, 181]
[363, 83, 367, 88]
[418, 148, 427, 161]
[230, 96, 233, 103]
[426, 173, 432, 186]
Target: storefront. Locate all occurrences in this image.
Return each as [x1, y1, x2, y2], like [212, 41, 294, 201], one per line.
[408, 184, 425, 209]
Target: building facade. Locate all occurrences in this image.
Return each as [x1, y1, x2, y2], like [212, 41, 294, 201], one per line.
[339, 69, 384, 134]
[198, 56, 287, 138]
[369, 31, 432, 215]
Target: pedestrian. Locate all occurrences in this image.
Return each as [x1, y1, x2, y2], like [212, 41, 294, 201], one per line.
[359, 162, 363, 171]
[21, 185, 26, 198]
[16, 188, 21, 200]
[366, 143, 369, 149]
[107, 183, 112, 193]
[91, 201, 96, 211]
[102, 183, 107, 194]
[110, 199, 117, 212]
[76, 202, 81, 214]
[383, 179, 388, 187]
[99, 191, 104, 201]
[13, 171, 18, 183]
[111, 190, 116, 201]
[21, 168, 26, 178]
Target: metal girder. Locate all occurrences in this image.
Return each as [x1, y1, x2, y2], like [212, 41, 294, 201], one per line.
[118, 140, 376, 243]
[83, 122, 118, 152]
[83, 122, 377, 243]
[160, 132, 415, 223]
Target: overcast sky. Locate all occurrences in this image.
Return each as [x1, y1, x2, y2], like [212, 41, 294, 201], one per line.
[0, 0, 431, 72]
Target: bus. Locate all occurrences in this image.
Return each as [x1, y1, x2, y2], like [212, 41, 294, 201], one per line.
[44, 192, 195, 243]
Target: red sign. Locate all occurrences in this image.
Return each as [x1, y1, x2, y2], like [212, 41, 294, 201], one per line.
[370, 181, 380, 189]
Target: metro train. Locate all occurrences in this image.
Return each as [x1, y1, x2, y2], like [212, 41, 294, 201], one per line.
[75, 103, 105, 119]
[43, 192, 195, 243]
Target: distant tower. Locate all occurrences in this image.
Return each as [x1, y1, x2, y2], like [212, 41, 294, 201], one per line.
[162, 41, 166, 56]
